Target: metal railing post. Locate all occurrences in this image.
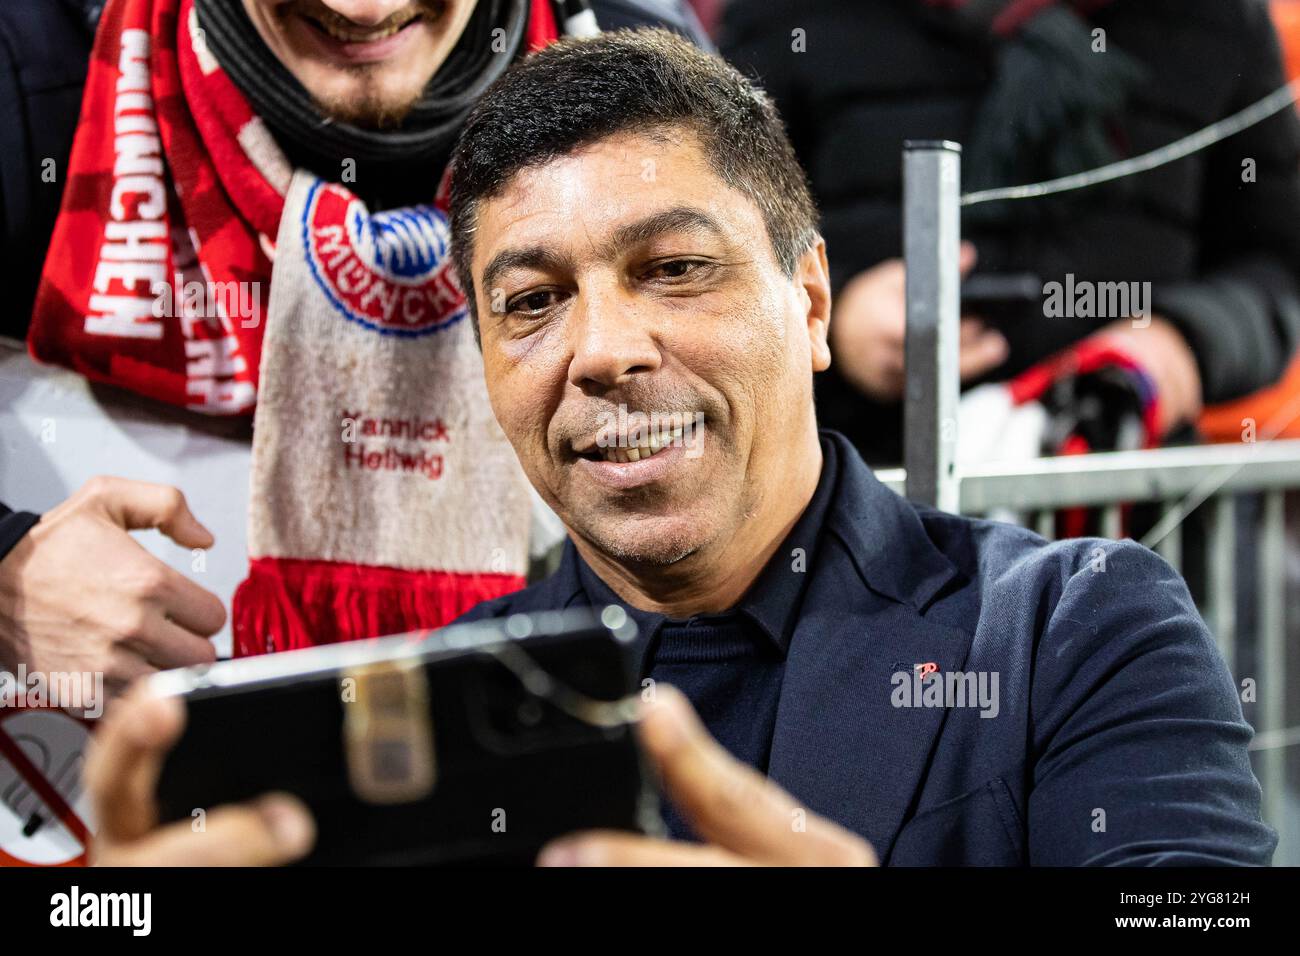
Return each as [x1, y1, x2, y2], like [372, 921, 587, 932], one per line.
[1258, 489, 1288, 863]
[903, 141, 962, 513]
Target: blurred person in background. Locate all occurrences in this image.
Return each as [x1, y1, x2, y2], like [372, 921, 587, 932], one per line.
[0, 0, 706, 692]
[720, 0, 1300, 465]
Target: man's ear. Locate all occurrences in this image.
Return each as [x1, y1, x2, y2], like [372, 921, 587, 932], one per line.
[796, 237, 832, 373]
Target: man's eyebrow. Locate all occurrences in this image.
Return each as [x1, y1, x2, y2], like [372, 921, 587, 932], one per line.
[478, 206, 728, 293]
[601, 206, 729, 257]
[480, 248, 574, 297]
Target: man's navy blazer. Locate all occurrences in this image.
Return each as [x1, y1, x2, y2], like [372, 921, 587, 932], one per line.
[455, 431, 1276, 866]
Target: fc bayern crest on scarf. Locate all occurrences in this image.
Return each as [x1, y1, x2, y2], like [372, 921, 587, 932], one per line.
[302, 181, 467, 337]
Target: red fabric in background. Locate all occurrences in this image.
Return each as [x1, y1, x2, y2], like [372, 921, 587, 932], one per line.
[28, 0, 267, 414]
[234, 559, 525, 656]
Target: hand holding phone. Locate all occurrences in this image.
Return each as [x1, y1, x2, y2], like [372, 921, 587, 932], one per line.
[150, 609, 658, 865]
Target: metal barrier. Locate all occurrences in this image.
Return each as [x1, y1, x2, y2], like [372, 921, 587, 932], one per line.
[897, 142, 1300, 864]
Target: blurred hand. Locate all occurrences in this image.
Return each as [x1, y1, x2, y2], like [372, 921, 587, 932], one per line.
[1093, 316, 1203, 436]
[536, 685, 877, 866]
[0, 477, 227, 698]
[86, 688, 315, 866]
[830, 243, 1008, 401]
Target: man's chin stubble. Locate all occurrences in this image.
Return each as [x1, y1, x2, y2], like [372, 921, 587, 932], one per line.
[583, 524, 701, 569]
[315, 97, 418, 130]
[314, 77, 424, 129]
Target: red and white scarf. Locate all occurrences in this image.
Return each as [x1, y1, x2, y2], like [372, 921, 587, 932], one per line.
[29, 0, 559, 655]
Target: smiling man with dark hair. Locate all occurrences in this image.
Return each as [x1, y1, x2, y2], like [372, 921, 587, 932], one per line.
[85, 27, 1276, 868]
[442, 28, 1275, 866]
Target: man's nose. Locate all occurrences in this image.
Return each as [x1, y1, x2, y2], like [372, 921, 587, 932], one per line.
[566, 287, 662, 392]
[320, 1, 414, 26]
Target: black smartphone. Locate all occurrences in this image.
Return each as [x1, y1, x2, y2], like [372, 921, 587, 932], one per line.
[151, 607, 661, 866]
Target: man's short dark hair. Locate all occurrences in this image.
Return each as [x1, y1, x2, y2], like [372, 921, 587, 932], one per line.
[449, 28, 819, 316]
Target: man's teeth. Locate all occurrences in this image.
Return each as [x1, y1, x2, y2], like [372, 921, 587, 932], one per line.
[317, 18, 414, 43]
[597, 426, 685, 464]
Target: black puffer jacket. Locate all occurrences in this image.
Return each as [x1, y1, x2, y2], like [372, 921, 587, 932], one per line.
[0, 0, 99, 347]
[721, 0, 1300, 463]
